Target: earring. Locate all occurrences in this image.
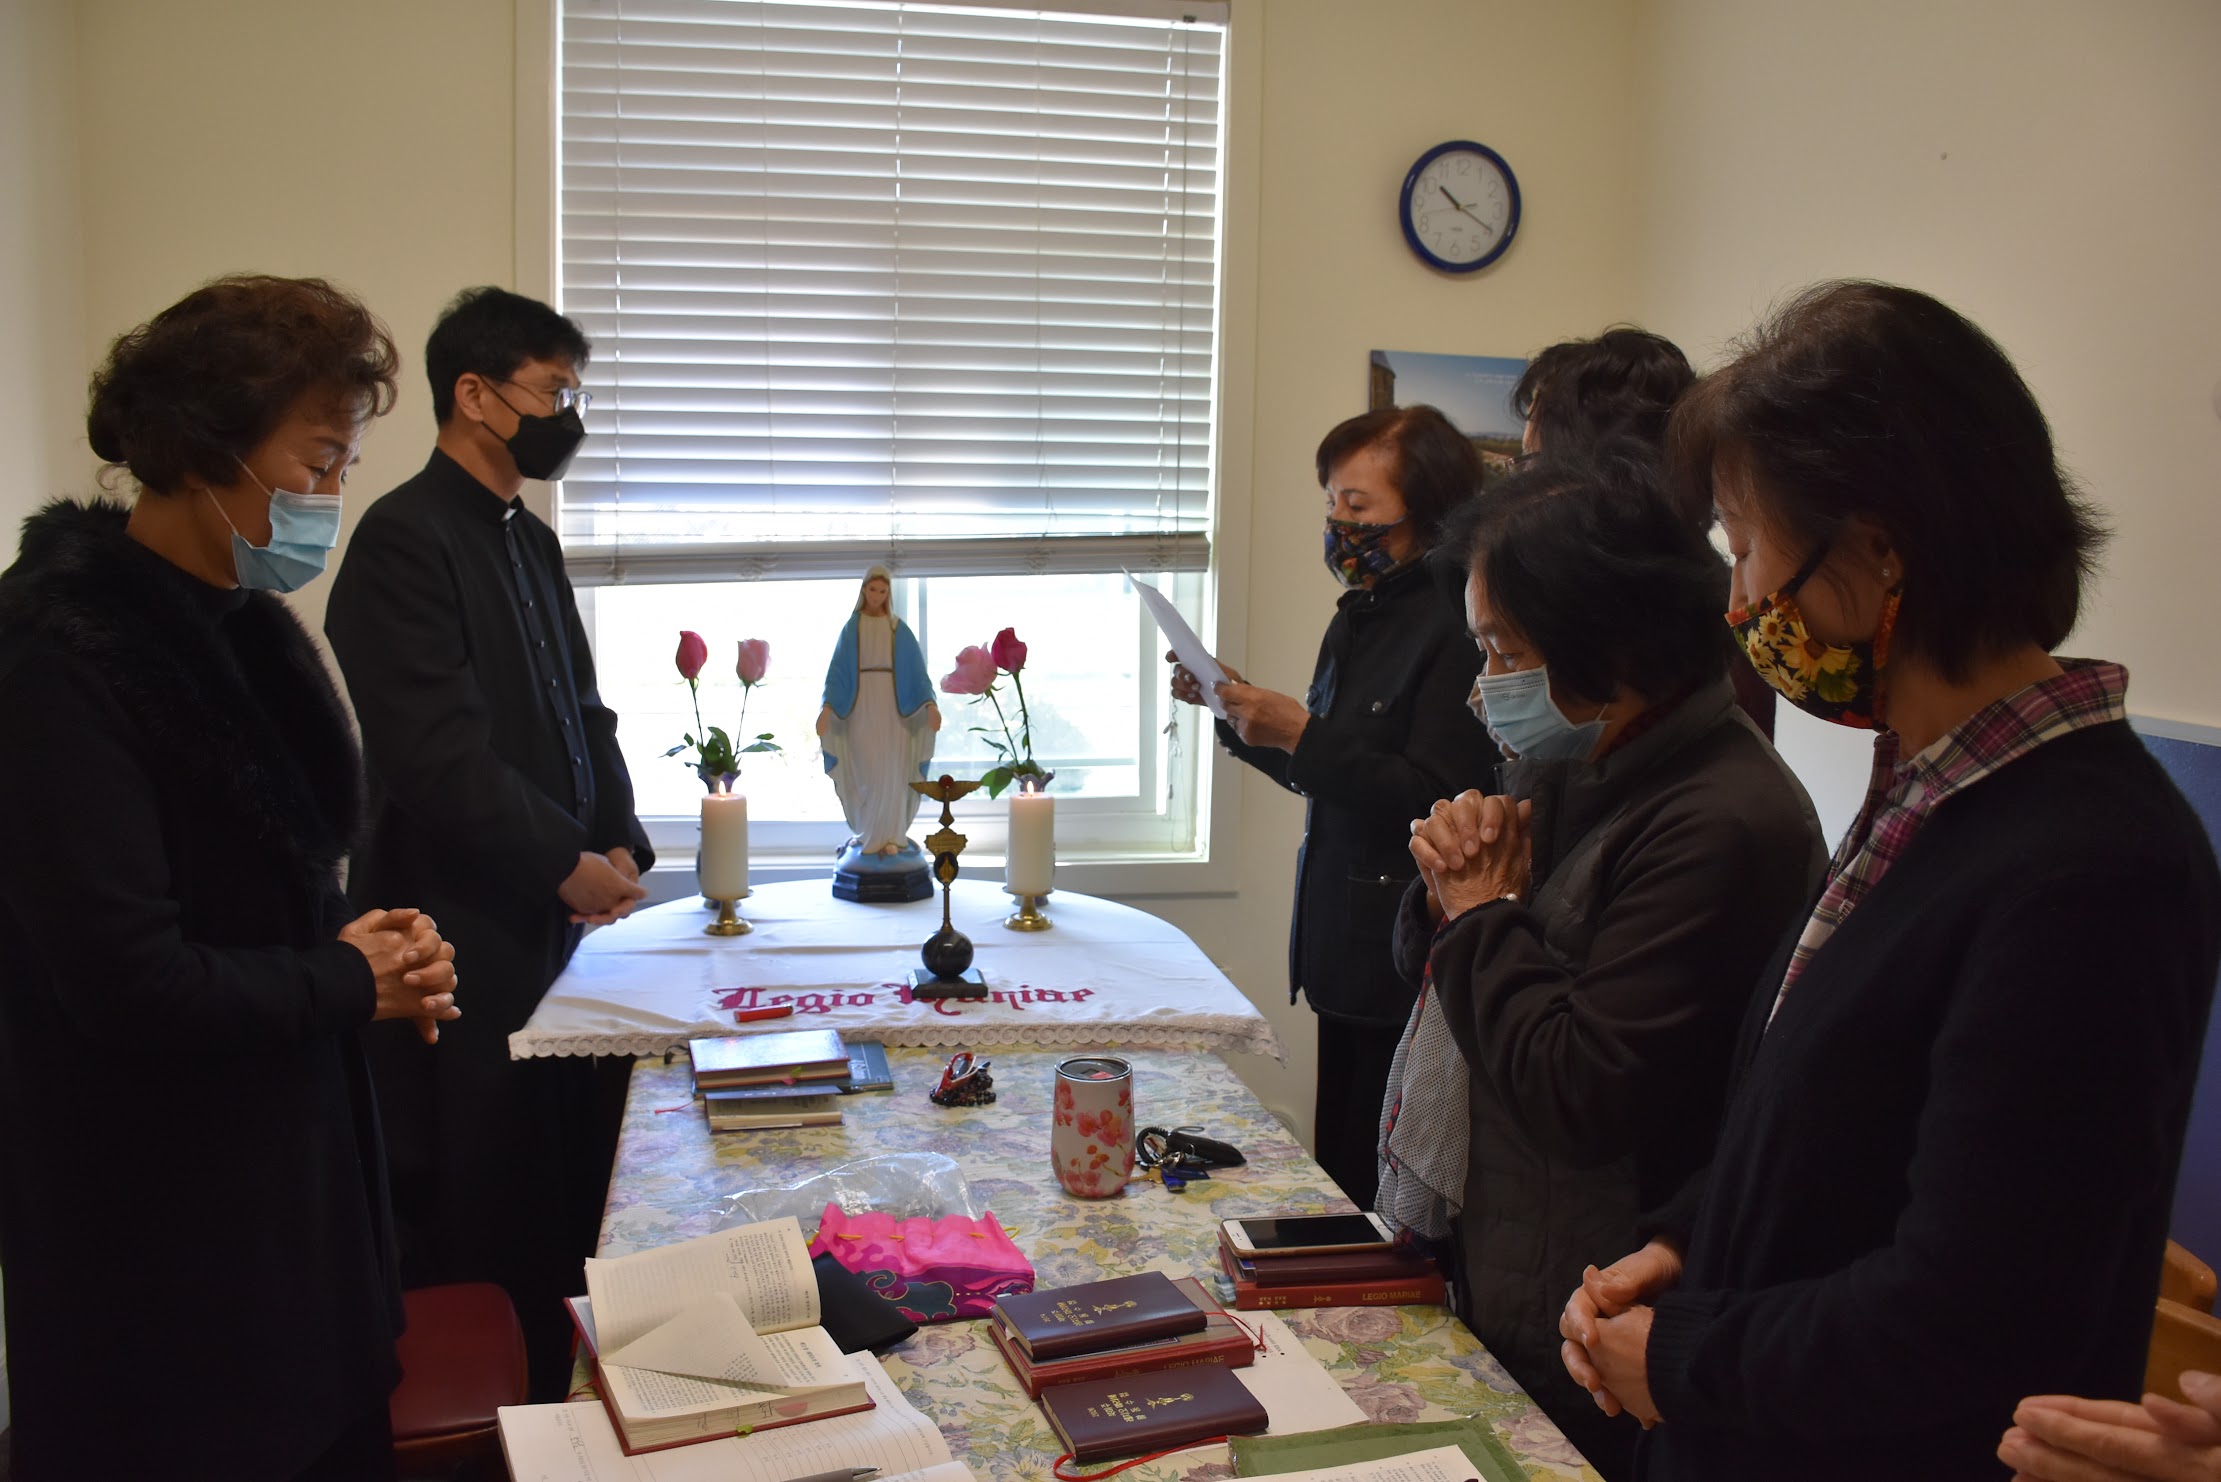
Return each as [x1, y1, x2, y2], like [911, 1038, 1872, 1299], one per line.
[1880, 567, 1893, 582]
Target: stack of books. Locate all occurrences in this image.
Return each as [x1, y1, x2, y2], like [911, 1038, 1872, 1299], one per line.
[688, 1030, 892, 1132]
[986, 1273, 1256, 1397]
[1214, 1229, 1445, 1311]
[990, 1271, 1267, 1462]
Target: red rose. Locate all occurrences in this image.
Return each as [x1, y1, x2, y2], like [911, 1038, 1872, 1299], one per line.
[675, 630, 709, 680]
[990, 627, 1028, 673]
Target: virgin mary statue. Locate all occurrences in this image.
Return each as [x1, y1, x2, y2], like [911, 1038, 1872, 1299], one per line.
[818, 567, 939, 900]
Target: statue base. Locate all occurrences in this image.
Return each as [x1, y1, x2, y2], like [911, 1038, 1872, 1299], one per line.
[909, 966, 988, 1001]
[832, 840, 934, 903]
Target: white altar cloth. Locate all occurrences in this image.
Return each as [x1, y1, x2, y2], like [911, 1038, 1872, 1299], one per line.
[508, 879, 1282, 1062]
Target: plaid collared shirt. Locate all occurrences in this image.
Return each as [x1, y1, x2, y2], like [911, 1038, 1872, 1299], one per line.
[1764, 658, 2130, 1029]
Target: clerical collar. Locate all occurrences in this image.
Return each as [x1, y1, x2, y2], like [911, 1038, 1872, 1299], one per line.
[424, 447, 523, 525]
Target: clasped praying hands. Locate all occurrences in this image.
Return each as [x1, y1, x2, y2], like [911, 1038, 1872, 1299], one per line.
[341, 907, 461, 1045]
[1559, 1238, 1682, 1431]
[1408, 788, 1534, 920]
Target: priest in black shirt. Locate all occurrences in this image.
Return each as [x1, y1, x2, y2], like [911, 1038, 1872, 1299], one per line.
[326, 287, 653, 1397]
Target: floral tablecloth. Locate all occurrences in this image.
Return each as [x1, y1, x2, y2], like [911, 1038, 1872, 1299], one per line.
[595, 1049, 1597, 1481]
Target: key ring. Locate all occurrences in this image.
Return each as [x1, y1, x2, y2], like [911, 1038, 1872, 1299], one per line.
[1136, 1125, 1202, 1169]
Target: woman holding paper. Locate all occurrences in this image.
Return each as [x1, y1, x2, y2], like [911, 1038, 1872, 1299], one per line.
[1167, 405, 1492, 1207]
[0, 278, 458, 1481]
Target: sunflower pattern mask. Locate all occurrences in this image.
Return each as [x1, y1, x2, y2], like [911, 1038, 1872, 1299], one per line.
[1728, 545, 1900, 730]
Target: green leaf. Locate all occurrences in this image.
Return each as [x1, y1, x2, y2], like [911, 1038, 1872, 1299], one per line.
[981, 765, 1014, 799]
[662, 743, 686, 757]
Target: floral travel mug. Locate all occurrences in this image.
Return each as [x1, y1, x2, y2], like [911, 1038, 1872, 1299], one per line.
[1052, 1055, 1134, 1198]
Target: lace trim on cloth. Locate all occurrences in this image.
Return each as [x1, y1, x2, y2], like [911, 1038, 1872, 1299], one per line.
[509, 1016, 1283, 1062]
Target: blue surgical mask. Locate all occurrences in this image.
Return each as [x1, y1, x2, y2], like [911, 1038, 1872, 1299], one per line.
[1472, 666, 1607, 761]
[209, 459, 343, 593]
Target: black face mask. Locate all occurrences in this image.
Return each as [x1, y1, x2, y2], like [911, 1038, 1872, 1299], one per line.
[488, 386, 588, 482]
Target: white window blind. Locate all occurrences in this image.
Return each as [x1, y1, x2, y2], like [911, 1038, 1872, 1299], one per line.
[558, 0, 1227, 586]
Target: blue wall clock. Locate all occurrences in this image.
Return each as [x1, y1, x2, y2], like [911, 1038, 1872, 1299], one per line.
[1399, 140, 1521, 274]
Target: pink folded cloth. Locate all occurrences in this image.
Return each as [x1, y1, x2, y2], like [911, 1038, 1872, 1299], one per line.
[808, 1203, 1035, 1323]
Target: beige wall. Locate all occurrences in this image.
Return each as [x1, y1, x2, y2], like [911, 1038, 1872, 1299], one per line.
[5, 0, 2216, 1155]
[66, 0, 520, 639]
[0, 0, 90, 539]
[1146, 0, 1643, 1135]
[1632, 0, 2221, 838]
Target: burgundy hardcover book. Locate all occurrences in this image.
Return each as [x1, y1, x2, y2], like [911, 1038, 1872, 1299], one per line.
[1217, 1245, 1446, 1311]
[992, 1270, 1208, 1361]
[988, 1277, 1255, 1398]
[1039, 1363, 1269, 1463]
[1221, 1241, 1436, 1288]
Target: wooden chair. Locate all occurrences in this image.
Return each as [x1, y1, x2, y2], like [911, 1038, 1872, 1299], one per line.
[2161, 1239, 2216, 1313]
[389, 1283, 529, 1475]
[2145, 1241, 2221, 1405]
[2145, 1298, 2221, 1406]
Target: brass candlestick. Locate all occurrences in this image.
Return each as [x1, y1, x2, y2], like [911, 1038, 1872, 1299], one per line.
[908, 774, 989, 999]
[1004, 890, 1052, 931]
[704, 887, 753, 937]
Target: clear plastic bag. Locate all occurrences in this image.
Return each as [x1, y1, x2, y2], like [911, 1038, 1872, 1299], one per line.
[706, 1152, 986, 1234]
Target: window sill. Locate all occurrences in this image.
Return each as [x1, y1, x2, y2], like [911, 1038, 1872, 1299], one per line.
[646, 848, 1236, 903]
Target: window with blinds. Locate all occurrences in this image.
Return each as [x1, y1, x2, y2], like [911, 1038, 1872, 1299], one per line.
[558, 0, 1228, 586]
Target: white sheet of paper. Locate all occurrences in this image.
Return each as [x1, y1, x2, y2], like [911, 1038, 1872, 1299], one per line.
[1228, 1444, 1484, 1482]
[499, 1353, 967, 1482]
[582, 1216, 821, 1356]
[1129, 571, 1229, 720]
[600, 1292, 843, 1391]
[1232, 1309, 1370, 1433]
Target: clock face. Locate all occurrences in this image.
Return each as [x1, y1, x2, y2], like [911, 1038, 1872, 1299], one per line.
[1400, 141, 1521, 274]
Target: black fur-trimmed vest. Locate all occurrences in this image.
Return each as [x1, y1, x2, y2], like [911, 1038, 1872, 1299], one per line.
[0, 498, 359, 928]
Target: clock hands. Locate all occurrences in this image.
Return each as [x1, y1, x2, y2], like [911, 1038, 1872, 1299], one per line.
[1435, 183, 1494, 231]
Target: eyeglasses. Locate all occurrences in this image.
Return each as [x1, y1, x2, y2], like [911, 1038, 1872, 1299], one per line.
[499, 379, 593, 415]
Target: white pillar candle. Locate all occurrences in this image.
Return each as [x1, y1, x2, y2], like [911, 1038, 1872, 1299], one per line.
[1006, 790, 1055, 896]
[699, 792, 750, 901]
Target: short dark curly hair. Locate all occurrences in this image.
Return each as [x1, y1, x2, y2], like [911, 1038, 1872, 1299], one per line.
[85, 275, 400, 494]
[1442, 454, 1729, 707]
[1313, 404, 1483, 548]
[1668, 280, 2107, 683]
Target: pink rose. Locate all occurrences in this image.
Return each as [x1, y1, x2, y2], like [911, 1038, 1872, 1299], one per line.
[941, 645, 998, 695]
[990, 627, 1028, 673]
[675, 630, 708, 680]
[736, 637, 770, 686]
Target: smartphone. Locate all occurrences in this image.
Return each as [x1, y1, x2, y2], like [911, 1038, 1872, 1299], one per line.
[1220, 1211, 1396, 1258]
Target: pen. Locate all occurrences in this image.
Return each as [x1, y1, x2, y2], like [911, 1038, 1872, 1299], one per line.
[778, 1469, 878, 1482]
[734, 1005, 795, 1022]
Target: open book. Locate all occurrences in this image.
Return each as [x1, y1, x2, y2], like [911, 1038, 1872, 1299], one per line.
[503, 1350, 968, 1482]
[571, 1217, 873, 1454]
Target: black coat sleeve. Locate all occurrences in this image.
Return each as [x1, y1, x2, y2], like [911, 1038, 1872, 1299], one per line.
[1391, 875, 1436, 987]
[327, 512, 587, 900]
[1215, 716, 1298, 791]
[1645, 863, 2214, 1436]
[1285, 627, 1482, 824]
[1429, 800, 1815, 1168]
[0, 650, 374, 1048]
[548, 529, 653, 869]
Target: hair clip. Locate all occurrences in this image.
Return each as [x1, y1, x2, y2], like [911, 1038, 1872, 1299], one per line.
[929, 1050, 996, 1107]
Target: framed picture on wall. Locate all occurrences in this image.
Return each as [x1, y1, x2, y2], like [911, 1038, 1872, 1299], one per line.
[1368, 349, 1528, 485]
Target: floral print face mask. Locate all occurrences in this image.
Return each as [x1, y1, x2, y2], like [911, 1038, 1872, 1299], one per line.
[1323, 515, 1407, 588]
[1727, 543, 1901, 730]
